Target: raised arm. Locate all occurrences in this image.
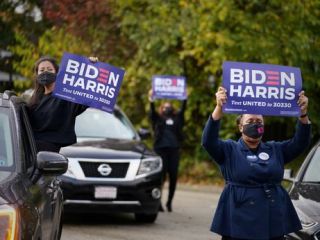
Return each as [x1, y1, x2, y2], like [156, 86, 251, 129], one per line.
[201, 87, 228, 164]
[180, 99, 187, 113]
[148, 89, 159, 123]
[280, 91, 312, 163]
[71, 103, 88, 117]
[176, 99, 187, 125]
[211, 86, 227, 121]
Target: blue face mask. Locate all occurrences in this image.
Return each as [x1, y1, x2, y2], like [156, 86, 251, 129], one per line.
[243, 123, 264, 139]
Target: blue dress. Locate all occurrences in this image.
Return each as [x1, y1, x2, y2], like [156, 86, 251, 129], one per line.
[201, 117, 311, 239]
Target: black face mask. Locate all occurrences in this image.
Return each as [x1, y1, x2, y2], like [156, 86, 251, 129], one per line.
[37, 72, 56, 85]
[242, 123, 264, 139]
[163, 107, 173, 116]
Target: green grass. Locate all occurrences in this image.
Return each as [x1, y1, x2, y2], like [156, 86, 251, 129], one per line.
[178, 156, 224, 185]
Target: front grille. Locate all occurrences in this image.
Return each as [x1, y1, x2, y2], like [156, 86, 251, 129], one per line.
[79, 162, 129, 178]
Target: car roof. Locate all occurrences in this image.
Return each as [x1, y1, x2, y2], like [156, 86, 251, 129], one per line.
[294, 140, 320, 182]
[85, 105, 121, 113]
[0, 90, 17, 100]
[0, 92, 11, 107]
[0, 90, 25, 108]
[3, 89, 122, 112]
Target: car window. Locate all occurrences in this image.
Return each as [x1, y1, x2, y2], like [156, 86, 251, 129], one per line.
[75, 108, 137, 140]
[302, 146, 320, 182]
[0, 109, 14, 169]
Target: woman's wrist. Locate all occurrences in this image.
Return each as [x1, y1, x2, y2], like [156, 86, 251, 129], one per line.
[299, 111, 311, 124]
[212, 105, 223, 120]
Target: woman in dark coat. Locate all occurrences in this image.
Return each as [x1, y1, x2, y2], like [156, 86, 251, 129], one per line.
[148, 90, 186, 212]
[202, 86, 311, 240]
[27, 56, 97, 152]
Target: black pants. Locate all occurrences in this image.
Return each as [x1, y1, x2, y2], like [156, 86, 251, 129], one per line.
[155, 147, 180, 205]
[222, 236, 284, 240]
[36, 140, 61, 153]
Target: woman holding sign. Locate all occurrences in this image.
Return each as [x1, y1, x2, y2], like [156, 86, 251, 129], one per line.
[27, 56, 97, 152]
[148, 89, 186, 212]
[202, 87, 311, 240]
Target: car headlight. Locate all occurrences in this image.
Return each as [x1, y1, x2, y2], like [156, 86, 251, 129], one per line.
[64, 167, 76, 178]
[0, 205, 19, 240]
[136, 156, 162, 177]
[295, 207, 318, 229]
[62, 158, 78, 178]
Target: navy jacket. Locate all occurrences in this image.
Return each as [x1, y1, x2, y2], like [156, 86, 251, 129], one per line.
[202, 117, 311, 239]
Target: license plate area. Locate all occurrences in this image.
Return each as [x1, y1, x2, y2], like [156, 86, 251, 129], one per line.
[94, 186, 117, 199]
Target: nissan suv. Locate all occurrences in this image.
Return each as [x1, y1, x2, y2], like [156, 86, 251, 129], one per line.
[59, 107, 162, 223]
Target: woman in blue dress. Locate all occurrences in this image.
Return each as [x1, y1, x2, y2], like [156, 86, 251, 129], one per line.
[202, 86, 311, 240]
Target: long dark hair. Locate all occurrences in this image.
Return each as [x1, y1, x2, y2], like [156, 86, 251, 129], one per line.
[28, 56, 59, 108]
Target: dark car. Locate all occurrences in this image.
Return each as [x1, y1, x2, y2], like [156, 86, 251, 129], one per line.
[0, 91, 68, 239]
[284, 141, 320, 239]
[59, 107, 162, 223]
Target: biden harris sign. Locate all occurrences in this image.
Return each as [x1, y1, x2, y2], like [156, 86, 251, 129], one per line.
[222, 61, 302, 117]
[152, 75, 187, 100]
[53, 52, 125, 113]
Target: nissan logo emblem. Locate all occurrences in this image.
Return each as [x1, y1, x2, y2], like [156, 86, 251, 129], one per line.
[97, 164, 112, 176]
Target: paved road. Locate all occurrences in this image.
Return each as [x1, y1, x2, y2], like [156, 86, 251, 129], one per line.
[61, 184, 222, 240]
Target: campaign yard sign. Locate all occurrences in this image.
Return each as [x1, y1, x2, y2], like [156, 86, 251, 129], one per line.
[152, 75, 187, 100]
[53, 52, 125, 113]
[222, 61, 302, 117]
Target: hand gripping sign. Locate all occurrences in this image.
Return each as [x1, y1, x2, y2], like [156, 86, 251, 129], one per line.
[222, 61, 302, 117]
[53, 53, 125, 113]
[152, 75, 187, 100]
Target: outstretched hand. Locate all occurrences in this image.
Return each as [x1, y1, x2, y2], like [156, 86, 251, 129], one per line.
[298, 91, 308, 115]
[148, 89, 154, 102]
[215, 87, 227, 107]
[211, 86, 227, 120]
[89, 56, 99, 63]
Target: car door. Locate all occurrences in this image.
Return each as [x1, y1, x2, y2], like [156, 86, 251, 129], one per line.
[21, 105, 62, 239]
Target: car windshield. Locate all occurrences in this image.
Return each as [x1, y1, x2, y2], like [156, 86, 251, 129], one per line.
[75, 108, 137, 140]
[0, 109, 14, 172]
[302, 146, 320, 182]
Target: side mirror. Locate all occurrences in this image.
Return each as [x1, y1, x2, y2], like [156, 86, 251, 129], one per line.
[37, 151, 68, 175]
[283, 169, 294, 182]
[138, 128, 151, 140]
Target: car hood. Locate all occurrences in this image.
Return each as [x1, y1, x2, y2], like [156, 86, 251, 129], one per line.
[290, 182, 320, 222]
[0, 172, 27, 205]
[60, 138, 156, 159]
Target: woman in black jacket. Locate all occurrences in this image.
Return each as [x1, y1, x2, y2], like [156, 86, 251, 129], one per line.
[148, 90, 186, 212]
[27, 56, 97, 152]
